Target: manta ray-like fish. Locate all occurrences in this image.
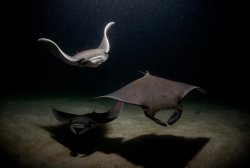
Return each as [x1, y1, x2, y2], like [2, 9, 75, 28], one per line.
[52, 72, 205, 135]
[38, 22, 115, 67]
[52, 101, 124, 135]
[93, 72, 205, 126]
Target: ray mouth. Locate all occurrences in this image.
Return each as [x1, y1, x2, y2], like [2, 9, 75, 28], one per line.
[70, 124, 86, 135]
[72, 124, 85, 129]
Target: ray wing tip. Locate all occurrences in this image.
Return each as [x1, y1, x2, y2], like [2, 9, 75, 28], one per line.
[37, 38, 50, 42]
[197, 87, 206, 94]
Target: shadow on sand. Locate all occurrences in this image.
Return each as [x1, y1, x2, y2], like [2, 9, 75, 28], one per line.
[41, 125, 209, 168]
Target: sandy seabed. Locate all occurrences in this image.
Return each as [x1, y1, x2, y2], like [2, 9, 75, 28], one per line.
[0, 94, 249, 168]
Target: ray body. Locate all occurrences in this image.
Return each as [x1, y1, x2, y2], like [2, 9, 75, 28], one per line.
[94, 72, 205, 126]
[38, 22, 114, 67]
[52, 101, 124, 135]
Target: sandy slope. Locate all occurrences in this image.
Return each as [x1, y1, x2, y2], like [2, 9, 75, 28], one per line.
[0, 95, 249, 168]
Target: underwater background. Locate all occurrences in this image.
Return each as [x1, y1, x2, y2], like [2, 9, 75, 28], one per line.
[1, 0, 248, 101]
[0, 0, 249, 168]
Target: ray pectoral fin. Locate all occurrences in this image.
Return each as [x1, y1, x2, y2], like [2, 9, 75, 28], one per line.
[51, 107, 79, 122]
[167, 104, 183, 125]
[98, 22, 115, 53]
[37, 38, 80, 65]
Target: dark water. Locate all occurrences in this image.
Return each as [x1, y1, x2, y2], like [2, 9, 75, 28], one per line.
[0, 1, 249, 167]
[1, 0, 248, 103]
